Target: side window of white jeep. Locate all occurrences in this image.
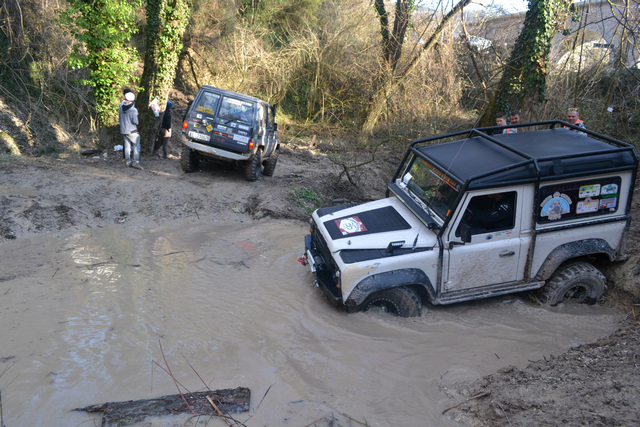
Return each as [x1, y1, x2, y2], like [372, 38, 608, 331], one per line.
[456, 191, 517, 236]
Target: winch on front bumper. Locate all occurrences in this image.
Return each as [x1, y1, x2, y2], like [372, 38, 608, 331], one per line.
[302, 230, 343, 306]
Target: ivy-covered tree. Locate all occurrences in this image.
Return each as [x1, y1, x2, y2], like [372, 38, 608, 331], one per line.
[480, 0, 573, 125]
[57, 0, 141, 126]
[137, 0, 192, 152]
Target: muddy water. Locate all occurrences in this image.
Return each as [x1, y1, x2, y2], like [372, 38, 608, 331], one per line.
[0, 218, 622, 426]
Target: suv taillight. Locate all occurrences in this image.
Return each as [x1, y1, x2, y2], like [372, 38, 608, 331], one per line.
[249, 141, 254, 151]
[182, 121, 188, 129]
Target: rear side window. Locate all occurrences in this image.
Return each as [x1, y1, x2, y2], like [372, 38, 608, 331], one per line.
[193, 92, 221, 116]
[538, 177, 621, 223]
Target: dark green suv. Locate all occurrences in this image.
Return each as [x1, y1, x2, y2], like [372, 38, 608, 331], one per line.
[181, 85, 280, 181]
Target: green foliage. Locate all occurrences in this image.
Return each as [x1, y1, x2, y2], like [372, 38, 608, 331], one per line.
[137, 0, 192, 150]
[291, 188, 323, 213]
[144, 0, 192, 95]
[56, 0, 142, 126]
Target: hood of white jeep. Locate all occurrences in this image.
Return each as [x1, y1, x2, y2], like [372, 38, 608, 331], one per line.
[313, 197, 436, 252]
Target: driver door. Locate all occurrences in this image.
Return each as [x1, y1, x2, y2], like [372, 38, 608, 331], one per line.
[442, 188, 525, 293]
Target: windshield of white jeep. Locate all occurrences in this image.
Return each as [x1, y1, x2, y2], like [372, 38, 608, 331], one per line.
[398, 157, 460, 221]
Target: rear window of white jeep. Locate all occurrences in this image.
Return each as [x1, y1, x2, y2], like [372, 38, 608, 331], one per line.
[537, 176, 621, 223]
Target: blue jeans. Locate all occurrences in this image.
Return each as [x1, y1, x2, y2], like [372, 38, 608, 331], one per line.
[123, 132, 140, 162]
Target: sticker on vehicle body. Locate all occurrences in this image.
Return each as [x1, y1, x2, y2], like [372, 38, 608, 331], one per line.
[234, 135, 249, 144]
[599, 198, 617, 210]
[540, 192, 572, 220]
[576, 198, 600, 214]
[206, 124, 213, 132]
[335, 216, 367, 235]
[579, 184, 601, 198]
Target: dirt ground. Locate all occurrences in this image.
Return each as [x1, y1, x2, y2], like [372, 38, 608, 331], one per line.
[1, 139, 639, 426]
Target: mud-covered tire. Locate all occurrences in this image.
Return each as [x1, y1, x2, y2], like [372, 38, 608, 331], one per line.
[180, 144, 199, 173]
[538, 261, 606, 306]
[244, 152, 262, 181]
[262, 148, 279, 177]
[362, 286, 422, 317]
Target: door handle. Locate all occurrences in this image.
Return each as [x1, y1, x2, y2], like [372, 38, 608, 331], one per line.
[499, 250, 515, 257]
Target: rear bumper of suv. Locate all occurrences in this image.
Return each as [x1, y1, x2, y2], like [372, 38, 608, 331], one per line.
[184, 140, 252, 161]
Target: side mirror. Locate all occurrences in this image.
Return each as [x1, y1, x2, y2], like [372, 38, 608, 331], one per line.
[273, 123, 278, 131]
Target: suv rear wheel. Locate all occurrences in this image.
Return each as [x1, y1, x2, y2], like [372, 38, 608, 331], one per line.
[539, 261, 606, 306]
[362, 286, 422, 317]
[181, 145, 199, 172]
[244, 152, 262, 182]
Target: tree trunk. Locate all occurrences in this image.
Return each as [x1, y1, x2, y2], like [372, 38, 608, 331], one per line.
[479, 0, 573, 126]
[361, 0, 471, 136]
[137, 0, 192, 153]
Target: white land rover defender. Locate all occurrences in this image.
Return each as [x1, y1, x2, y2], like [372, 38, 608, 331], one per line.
[302, 121, 638, 317]
[181, 85, 280, 181]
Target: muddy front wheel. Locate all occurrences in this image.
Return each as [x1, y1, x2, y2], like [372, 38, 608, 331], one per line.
[362, 286, 422, 317]
[262, 148, 279, 177]
[539, 261, 606, 306]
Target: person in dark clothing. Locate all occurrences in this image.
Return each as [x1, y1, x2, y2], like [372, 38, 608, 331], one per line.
[158, 101, 172, 158]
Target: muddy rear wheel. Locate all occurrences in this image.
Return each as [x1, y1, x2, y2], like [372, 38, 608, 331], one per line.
[244, 152, 262, 181]
[538, 261, 606, 306]
[180, 144, 199, 172]
[362, 286, 422, 317]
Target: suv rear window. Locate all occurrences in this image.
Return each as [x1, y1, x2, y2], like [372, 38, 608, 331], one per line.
[538, 176, 621, 223]
[193, 92, 221, 116]
[218, 97, 254, 125]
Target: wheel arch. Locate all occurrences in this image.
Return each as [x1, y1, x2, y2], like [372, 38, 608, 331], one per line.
[534, 238, 615, 282]
[345, 268, 435, 310]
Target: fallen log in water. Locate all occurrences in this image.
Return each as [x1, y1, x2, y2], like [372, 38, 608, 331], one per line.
[75, 387, 250, 426]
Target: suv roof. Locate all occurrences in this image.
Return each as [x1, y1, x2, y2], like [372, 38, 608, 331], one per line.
[195, 85, 271, 107]
[404, 121, 638, 190]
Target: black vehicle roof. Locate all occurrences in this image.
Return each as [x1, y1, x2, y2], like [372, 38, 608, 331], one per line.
[196, 85, 271, 106]
[408, 121, 638, 190]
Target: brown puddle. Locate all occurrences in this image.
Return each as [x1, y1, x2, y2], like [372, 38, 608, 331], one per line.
[0, 218, 622, 426]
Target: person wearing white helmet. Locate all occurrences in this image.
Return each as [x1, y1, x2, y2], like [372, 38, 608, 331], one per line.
[119, 90, 142, 169]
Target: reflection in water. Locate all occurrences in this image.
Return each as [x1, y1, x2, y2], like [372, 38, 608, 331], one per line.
[0, 219, 623, 426]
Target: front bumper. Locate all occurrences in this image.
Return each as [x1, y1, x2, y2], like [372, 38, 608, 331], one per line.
[304, 234, 343, 306]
